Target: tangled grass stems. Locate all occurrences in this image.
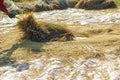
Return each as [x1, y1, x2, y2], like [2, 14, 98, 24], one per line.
[17, 13, 74, 42]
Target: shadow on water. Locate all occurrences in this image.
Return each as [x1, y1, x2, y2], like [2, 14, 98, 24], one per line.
[0, 39, 46, 67]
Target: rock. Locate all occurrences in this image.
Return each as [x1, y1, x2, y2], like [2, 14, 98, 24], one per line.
[16, 63, 29, 71]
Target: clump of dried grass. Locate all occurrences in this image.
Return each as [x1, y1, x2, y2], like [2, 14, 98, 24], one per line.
[75, 0, 117, 10]
[13, 0, 117, 13]
[17, 13, 74, 42]
[17, 0, 78, 12]
[16, 2, 35, 12]
[35, 0, 77, 11]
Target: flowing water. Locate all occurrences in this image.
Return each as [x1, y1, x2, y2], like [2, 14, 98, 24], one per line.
[0, 8, 120, 80]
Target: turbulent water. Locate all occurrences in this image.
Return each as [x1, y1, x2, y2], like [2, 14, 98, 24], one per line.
[0, 54, 120, 80]
[0, 8, 120, 80]
[0, 8, 120, 34]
